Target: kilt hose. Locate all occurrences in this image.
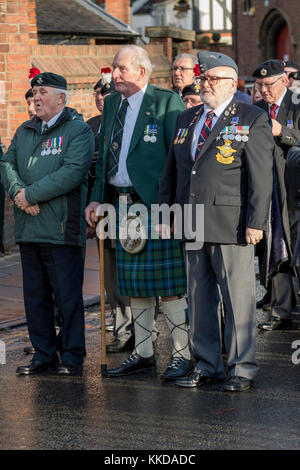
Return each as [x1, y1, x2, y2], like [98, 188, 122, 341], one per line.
[112, 194, 187, 298]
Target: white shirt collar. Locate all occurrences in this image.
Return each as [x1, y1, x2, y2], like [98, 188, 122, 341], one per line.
[203, 95, 234, 118]
[122, 83, 148, 110]
[269, 88, 287, 110]
[43, 109, 64, 129]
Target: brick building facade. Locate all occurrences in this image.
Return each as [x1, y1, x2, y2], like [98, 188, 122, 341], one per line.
[0, 0, 173, 250]
[233, 0, 300, 77]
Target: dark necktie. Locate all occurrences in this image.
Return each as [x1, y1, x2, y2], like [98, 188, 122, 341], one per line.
[107, 98, 129, 179]
[42, 123, 48, 134]
[195, 110, 215, 160]
[270, 103, 278, 120]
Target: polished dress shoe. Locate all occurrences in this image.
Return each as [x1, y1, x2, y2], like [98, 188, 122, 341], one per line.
[16, 359, 57, 375]
[57, 363, 83, 376]
[161, 357, 192, 380]
[224, 376, 253, 392]
[176, 371, 216, 388]
[23, 346, 35, 355]
[258, 317, 292, 331]
[106, 335, 135, 353]
[106, 353, 156, 377]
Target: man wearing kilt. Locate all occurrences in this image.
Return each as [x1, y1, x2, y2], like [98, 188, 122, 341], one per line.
[85, 45, 192, 379]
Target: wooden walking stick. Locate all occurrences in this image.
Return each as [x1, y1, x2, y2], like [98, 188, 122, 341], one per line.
[91, 210, 107, 376]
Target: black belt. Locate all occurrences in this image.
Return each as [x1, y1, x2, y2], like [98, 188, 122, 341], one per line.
[108, 185, 141, 204]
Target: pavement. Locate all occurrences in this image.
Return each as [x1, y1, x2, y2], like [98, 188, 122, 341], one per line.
[0, 239, 100, 329]
[1, 246, 300, 451]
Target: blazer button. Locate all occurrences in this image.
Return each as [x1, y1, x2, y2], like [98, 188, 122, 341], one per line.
[192, 170, 196, 175]
[190, 193, 195, 198]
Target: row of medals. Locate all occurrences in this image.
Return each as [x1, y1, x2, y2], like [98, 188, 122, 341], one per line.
[41, 147, 62, 156]
[220, 132, 249, 142]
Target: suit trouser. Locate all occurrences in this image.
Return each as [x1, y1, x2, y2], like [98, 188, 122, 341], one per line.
[20, 244, 86, 365]
[185, 243, 258, 380]
[271, 271, 294, 319]
[103, 245, 132, 341]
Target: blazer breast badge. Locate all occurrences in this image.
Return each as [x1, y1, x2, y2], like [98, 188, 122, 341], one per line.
[216, 139, 237, 164]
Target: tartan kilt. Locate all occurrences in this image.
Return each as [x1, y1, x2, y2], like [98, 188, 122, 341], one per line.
[115, 203, 187, 297]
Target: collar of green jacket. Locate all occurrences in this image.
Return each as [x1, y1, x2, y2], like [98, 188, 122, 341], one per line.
[24, 107, 84, 133]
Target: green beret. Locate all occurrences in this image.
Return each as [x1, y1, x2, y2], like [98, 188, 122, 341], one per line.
[252, 60, 284, 78]
[197, 51, 238, 74]
[31, 72, 67, 90]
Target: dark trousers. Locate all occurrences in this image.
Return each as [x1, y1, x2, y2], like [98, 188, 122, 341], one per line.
[20, 244, 86, 365]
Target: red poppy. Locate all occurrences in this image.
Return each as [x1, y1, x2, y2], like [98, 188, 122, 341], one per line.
[101, 67, 111, 74]
[194, 64, 201, 77]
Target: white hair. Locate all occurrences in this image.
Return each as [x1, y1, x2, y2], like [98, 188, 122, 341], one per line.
[173, 53, 198, 66]
[54, 87, 68, 104]
[117, 45, 153, 79]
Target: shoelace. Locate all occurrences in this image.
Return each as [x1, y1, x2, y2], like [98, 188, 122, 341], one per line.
[168, 356, 185, 369]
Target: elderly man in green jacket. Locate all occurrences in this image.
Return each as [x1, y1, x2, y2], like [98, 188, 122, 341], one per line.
[86, 45, 192, 380]
[0, 72, 94, 376]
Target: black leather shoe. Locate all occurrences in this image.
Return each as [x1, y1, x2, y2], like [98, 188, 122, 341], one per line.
[176, 371, 216, 388]
[161, 357, 192, 380]
[224, 376, 253, 392]
[258, 317, 292, 331]
[57, 363, 83, 376]
[106, 353, 156, 377]
[16, 359, 57, 375]
[106, 336, 135, 353]
[23, 346, 35, 355]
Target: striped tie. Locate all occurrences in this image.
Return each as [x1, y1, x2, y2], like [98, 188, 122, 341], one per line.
[195, 110, 215, 160]
[269, 103, 278, 120]
[107, 98, 129, 179]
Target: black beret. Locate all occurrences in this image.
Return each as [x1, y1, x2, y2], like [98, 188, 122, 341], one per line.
[25, 88, 33, 100]
[197, 51, 238, 74]
[31, 72, 67, 90]
[252, 60, 284, 78]
[101, 80, 115, 96]
[284, 60, 300, 70]
[182, 83, 201, 97]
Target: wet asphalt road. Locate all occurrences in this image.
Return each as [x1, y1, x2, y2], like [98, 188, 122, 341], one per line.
[1, 296, 300, 451]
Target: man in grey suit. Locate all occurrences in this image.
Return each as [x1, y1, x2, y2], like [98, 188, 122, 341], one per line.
[158, 52, 274, 392]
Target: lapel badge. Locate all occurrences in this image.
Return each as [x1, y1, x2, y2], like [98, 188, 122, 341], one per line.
[112, 141, 119, 151]
[216, 139, 237, 164]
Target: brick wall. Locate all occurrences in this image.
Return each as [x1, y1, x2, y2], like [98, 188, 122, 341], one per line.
[0, 1, 173, 250]
[95, 0, 130, 25]
[234, 0, 300, 76]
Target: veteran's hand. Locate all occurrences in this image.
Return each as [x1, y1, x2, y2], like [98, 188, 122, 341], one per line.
[271, 119, 282, 137]
[245, 227, 263, 245]
[24, 204, 40, 216]
[14, 188, 30, 211]
[85, 201, 100, 227]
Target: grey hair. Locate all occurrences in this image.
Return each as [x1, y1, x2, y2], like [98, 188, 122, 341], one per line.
[54, 88, 68, 104]
[173, 53, 198, 66]
[118, 45, 153, 79]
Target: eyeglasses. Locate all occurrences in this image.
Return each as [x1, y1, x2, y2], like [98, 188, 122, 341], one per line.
[183, 97, 202, 105]
[171, 66, 194, 72]
[199, 76, 235, 86]
[256, 76, 283, 90]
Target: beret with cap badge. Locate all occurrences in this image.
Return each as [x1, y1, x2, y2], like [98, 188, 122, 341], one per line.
[252, 59, 285, 78]
[31, 72, 67, 90]
[197, 51, 238, 74]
